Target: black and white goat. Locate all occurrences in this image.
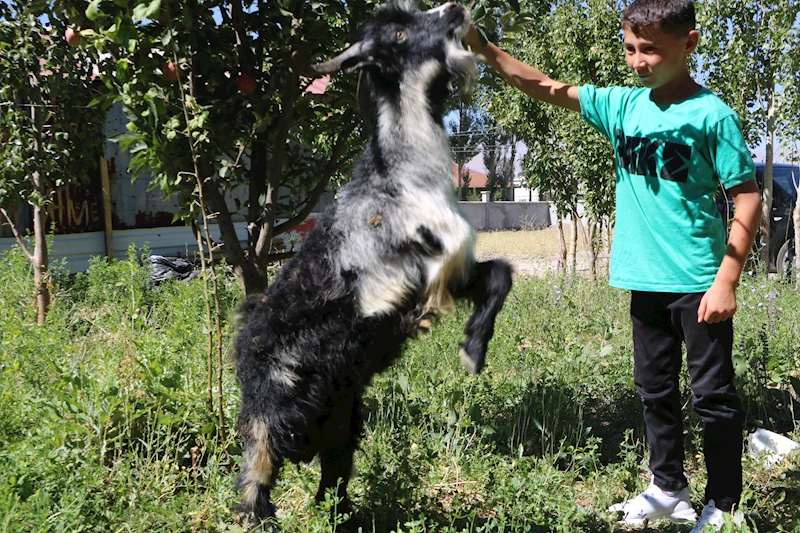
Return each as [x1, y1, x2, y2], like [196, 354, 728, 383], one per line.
[234, 1, 512, 524]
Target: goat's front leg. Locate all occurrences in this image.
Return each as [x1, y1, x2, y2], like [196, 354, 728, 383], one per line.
[453, 259, 513, 374]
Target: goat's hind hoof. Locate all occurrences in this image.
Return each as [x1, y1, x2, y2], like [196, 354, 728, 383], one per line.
[235, 504, 278, 533]
[241, 514, 279, 533]
[417, 314, 435, 333]
[458, 343, 486, 375]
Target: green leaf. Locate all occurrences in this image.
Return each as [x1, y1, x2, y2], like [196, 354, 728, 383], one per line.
[133, 0, 162, 22]
[86, 0, 103, 21]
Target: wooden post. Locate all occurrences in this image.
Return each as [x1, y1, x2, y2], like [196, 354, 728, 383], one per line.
[100, 156, 113, 262]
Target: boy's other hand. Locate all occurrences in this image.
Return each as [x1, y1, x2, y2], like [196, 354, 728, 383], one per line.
[697, 281, 737, 323]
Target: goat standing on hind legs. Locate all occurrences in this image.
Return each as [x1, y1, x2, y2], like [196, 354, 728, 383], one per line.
[234, 1, 513, 527]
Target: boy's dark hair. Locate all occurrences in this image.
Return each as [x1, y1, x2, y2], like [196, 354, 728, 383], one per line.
[622, 0, 696, 36]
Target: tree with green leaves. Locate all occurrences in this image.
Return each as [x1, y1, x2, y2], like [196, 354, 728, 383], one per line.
[484, 0, 628, 276]
[482, 126, 516, 201]
[698, 0, 800, 269]
[0, 1, 105, 324]
[57, 0, 386, 295]
[447, 102, 487, 200]
[774, 17, 800, 284]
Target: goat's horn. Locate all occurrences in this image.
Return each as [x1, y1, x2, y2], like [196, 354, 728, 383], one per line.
[310, 41, 373, 74]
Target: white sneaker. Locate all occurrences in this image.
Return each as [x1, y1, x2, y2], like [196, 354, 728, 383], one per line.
[607, 482, 698, 526]
[689, 500, 726, 533]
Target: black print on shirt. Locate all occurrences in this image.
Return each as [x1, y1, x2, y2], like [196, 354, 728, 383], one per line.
[615, 128, 691, 183]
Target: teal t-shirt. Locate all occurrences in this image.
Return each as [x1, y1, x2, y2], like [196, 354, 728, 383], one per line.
[578, 85, 755, 293]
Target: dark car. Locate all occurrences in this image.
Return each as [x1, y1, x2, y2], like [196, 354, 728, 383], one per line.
[716, 162, 798, 277]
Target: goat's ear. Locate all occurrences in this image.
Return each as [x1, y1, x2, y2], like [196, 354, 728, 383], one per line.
[310, 41, 377, 74]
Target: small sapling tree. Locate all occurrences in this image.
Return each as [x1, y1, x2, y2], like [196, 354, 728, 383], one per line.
[0, 1, 104, 324]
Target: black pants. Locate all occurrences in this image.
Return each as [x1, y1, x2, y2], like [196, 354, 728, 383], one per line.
[631, 291, 743, 512]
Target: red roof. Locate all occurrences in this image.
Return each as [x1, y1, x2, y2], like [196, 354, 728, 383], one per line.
[305, 76, 329, 95]
[452, 163, 488, 188]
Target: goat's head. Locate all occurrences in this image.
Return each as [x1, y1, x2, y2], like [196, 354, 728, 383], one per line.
[311, 2, 478, 105]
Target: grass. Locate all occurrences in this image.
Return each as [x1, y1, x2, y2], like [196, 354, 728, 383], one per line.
[475, 226, 590, 257]
[1, 241, 799, 533]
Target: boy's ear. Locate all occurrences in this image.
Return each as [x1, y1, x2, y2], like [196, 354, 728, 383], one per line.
[685, 29, 699, 54]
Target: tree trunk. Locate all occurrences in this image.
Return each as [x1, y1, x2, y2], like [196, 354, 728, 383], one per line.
[573, 208, 592, 276]
[587, 221, 597, 281]
[456, 163, 463, 200]
[759, 86, 775, 269]
[570, 213, 578, 274]
[32, 197, 49, 326]
[203, 179, 268, 296]
[253, 67, 300, 278]
[557, 214, 567, 273]
[30, 66, 48, 325]
[605, 216, 612, 278]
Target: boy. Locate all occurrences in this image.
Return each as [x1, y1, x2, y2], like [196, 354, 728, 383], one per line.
[465, 0, 761, 531]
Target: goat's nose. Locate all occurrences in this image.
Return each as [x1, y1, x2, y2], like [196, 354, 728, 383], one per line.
[430, 2, 461, 17]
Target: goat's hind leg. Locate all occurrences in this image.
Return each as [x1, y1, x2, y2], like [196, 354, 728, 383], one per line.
[237, 415, 280, 527]
[315, 396, 360, 517]
[454, 259, 513, 374]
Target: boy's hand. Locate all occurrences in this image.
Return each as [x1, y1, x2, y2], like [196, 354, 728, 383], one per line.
[697, 281, 737, 323]
[464, 24, 484, 53]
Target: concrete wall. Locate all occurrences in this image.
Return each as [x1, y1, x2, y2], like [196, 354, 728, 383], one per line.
[458, 201, 551, 231]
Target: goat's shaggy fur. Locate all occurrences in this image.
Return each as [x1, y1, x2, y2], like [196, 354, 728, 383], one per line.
[234, 1, 512, 525]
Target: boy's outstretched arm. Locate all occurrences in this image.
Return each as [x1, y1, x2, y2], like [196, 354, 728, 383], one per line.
[465, 25, 581, 112]
[698, 180, 761, 323]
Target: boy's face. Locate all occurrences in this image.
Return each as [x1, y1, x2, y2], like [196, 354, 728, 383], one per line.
[622, 23, 698, 91]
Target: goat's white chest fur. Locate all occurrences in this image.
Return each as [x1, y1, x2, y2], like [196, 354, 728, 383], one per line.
[337, 160, 474, 318]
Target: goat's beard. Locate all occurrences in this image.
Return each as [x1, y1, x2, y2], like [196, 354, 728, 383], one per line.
[445, 39, 479, 96]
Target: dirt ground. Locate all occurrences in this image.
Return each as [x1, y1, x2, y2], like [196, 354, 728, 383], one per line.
[473, 226, 610, 278]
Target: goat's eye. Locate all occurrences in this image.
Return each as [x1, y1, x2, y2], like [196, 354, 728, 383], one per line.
[395, 30, 406, 42]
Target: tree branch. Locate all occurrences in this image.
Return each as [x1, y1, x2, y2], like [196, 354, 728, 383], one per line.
[0, 207, 33, 261]
[272, 121, 356, 237]
[253, 63, 300, 266]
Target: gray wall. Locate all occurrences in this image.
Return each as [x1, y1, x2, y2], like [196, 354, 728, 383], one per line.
[458, 201, 551, 231]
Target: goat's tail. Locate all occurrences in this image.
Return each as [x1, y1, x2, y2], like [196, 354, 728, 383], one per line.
[237, 415, 278, 518]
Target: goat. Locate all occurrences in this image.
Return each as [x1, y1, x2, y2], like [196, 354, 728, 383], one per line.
[233, 1, 513, 525]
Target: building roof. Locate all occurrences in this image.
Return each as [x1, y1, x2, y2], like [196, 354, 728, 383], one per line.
[305, 75, 329, 95]
[452, 163, 488, 188]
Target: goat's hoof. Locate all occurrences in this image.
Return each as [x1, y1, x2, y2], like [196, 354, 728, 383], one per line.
[458, 346, 485, 374]
[418, 317, 434, 332]
[236, 510, 278, 533]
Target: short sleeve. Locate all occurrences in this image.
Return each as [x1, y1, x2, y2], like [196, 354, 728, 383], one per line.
[579, 85, 625, 143]
[708, 114, 756, 189]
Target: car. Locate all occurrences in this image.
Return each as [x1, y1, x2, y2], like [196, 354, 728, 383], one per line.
[716, 162, 798, 278]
